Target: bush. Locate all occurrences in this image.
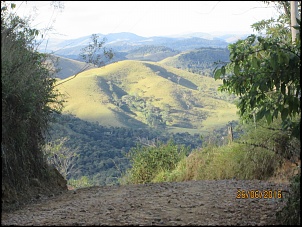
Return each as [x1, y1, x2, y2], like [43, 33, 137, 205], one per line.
[123, 140, 189, 184]
[164, 141, 281, 182]
[276, 173, 300, 225]
[1, 2, 64, 210]
[68, 176, 93, 189]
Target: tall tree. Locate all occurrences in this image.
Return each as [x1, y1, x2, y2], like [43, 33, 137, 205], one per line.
[214, 1, 301, 139]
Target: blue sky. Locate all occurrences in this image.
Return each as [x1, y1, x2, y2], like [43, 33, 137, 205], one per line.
[14, 1, 279, 39]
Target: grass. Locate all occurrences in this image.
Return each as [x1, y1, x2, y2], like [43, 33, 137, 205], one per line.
[147, 142, 282, 184]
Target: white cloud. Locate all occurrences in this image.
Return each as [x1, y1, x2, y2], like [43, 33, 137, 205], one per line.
[13, 1, 278, 39]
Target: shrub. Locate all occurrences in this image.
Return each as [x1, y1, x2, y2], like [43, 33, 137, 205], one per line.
[68, 176, 93, 189]
[1, 2, 64, 210]
[276, 173, 300, 225]
[124, 140, 188, 184]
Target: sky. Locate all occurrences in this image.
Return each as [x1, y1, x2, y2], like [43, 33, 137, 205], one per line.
[13, 1, 280, 40]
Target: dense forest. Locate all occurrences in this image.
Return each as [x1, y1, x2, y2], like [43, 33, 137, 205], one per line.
[47, 113, 240, 186]
[161, 47, 230, 77]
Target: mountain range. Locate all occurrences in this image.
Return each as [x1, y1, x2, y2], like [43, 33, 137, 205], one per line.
[39, 31, 249, 61]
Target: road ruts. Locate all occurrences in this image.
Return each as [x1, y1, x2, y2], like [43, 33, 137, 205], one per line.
[1, 180, 289, 226]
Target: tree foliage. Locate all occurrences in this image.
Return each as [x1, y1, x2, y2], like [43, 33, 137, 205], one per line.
[213, 2, 300, 224]
[79, 34, 113, 67]
[1, 1, 65, 208]
[214, 1, 301, 139]
[47, 113, 203, 186]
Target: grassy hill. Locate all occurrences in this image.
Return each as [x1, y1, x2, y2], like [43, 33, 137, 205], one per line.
[57, 60, 238, 135]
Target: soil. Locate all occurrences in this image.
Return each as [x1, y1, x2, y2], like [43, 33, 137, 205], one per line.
[1, 179, 291, 226]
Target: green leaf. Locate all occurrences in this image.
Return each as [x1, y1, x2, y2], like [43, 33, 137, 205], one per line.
[214, 68, 222, 80]
[234, 64, 240, 76]
[221, 66, 226, 75]
[256, 107, 266, 120]
[265, 112, 272, 125]
[281, 83, 285, 95]
[273, 109, 278, 119]
[250, 97, 256, 108]
[252, 57, 258, 69]
[270, 53, 278, 70]
[281, 108, 288, 121]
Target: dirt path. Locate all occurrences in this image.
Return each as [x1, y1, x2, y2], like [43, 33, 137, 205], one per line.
[1, 180, 289, 226]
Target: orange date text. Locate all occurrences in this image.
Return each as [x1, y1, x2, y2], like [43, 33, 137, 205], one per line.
[236, 189, 283, 199]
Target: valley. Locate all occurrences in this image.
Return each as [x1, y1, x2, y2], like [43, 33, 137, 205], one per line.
[45, 32, 241, 186]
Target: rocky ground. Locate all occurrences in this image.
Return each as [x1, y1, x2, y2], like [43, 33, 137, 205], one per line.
[1, 179, 290, 226]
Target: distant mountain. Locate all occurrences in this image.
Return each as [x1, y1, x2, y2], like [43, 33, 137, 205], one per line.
[38, 32, 228, 58]
[125, 45, 180, 62]
[39, 32, 251, 64]
[214, 34, 250, 43]
[168, 32, 216, 40]
[56, 60, 238, 134]
[160, 47, 230, 77]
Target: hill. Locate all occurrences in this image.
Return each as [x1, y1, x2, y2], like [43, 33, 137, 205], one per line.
[125, 45, 180, 62]
[45, 55, 96, 79]
[56, 60, 238, 135]
[160, 47, 230, 77]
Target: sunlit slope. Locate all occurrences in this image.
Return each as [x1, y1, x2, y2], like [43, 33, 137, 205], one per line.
[45, 55, 95, 79]
[57, 60, 238, 133]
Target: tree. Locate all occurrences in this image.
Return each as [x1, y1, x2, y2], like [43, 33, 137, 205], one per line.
[2, 1, 66, 209]
[214, 1, 300, 140]
[213, 3, 300, 224]
[44, 137, 79, 179]
[80, 34, 113, 67]
[54, 33, 114, 87]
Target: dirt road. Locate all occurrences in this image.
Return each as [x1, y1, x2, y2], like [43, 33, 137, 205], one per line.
[1, 180, 289, 226]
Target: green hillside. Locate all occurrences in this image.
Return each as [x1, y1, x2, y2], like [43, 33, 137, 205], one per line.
[160, 47, 230, 77]
[57, 60, 238, 135]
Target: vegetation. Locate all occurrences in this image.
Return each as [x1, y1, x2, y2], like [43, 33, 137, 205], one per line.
[56, 60, 238, 134]
[160, 47, 230, 77]
[276, 173, 300, 225]
[1, 2, 66, 210]
[44, 137, 79, 179]
[47, 113, 206, 186]
[214, 2, 300, 140]
[213, 1, 300, 224]
[126, 45, 179, 61]
[122, 140, 189, 184]
[68, 176, 94, 189]
[2, 2, 299, 225]
[121, 117, 299, 184]
[118, 1, 300, 224]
